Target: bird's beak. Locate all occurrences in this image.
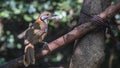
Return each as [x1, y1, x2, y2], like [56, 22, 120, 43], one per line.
[48, 14, 57, 20]
[51, 14, 57, 17]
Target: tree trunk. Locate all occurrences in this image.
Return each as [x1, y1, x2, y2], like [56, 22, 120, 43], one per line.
[69, 0, 111, 68]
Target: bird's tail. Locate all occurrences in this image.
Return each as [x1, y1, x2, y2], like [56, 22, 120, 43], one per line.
[23, 43, 35, 67]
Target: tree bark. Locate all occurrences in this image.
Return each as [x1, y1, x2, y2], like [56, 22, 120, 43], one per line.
[69, 0, 111, 68]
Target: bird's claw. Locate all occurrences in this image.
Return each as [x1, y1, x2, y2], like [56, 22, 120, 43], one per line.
[42, 42, 49, 50]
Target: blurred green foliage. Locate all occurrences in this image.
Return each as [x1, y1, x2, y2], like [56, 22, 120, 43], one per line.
[0, 0, 81, 22]
[0, 0, 82, 67]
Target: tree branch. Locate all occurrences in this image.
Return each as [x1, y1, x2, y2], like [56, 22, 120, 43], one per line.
[1, 2, 120, 68]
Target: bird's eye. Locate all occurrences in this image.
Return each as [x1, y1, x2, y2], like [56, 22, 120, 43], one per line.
[46, 14, 49, 16]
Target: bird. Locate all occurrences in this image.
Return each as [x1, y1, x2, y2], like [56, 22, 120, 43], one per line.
[23, 12, 57, 67]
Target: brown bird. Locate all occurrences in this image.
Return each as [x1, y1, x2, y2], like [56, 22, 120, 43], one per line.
[23, 12, 56, 67]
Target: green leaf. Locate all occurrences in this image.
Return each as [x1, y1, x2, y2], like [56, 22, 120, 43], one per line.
[16, 43, 22, 49]
[14, 9, 21, 14]
[0, 36, 6, 41]
[6, 31, 11, 35]
[0, 58, 6, 65]
[33, 13, 39, 19]
[0, 10, 9, 18]
[28, 4, 36, 13]
[51, 53, 63, 62]
[32, 1, 38, 8]
[23, 14, 32, 22]
[49, 22, 58, 28]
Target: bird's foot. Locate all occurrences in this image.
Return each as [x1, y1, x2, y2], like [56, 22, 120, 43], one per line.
[42, 42, 49, 50]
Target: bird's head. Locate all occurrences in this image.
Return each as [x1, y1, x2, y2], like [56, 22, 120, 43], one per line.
[36, 12, 57, 24]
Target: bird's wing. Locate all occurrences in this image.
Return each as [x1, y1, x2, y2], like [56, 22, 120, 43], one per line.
[17, 23, 33, 39]
[17, 28, 30, 39]
[24, 23, 47, 44]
